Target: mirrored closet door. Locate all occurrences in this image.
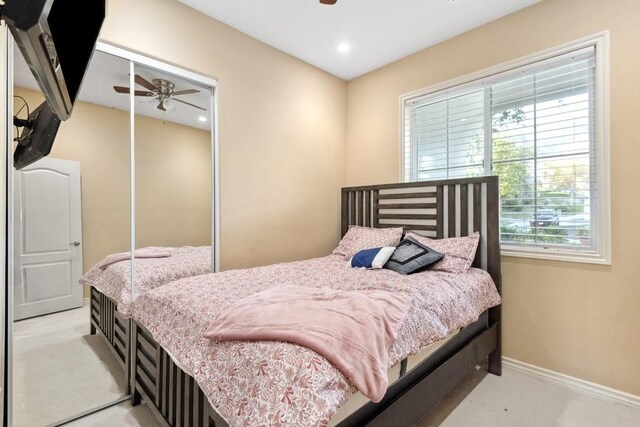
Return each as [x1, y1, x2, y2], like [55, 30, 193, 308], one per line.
[11, 48, 132, 426]
[7, 40, 218, 426]
[132, 62, 214, 301]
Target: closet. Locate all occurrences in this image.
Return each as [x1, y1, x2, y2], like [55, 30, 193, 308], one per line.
[2, 31, 218, 426]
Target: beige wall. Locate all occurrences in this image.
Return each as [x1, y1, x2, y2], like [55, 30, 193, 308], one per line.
[101, 0, 347, 270]
[134, 116, 211, 249]
[14, 87, 212, 297]
[346, 0, 640, 395]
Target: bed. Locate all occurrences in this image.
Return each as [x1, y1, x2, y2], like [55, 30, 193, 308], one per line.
[128, 176, 502, 426]
[82, 246, 212, 384]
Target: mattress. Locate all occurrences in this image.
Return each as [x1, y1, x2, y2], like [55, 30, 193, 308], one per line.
[80, 245, 212, 317]
[131, 254, 501, 426]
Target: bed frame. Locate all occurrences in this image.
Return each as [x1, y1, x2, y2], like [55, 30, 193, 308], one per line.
[89, 286, 131, 392]
[130, 176, 502, 426]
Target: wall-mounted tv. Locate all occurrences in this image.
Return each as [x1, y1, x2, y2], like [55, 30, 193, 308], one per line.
[3, 0, 106, 121]
[13, 101, 61, 169]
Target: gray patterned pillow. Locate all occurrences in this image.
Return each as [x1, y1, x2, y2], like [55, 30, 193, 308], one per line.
[406, 231, 480, 273]
[332, 226, 403, 259]
[383, 236, 444, 275]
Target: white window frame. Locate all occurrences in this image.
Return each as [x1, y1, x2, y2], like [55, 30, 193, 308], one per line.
[399, 32, 611, 265]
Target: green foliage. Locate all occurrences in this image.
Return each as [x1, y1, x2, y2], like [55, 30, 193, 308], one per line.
[500, 224, 529, 242]
[539, 191, 585, 214]
[539, 161, 589, 194]
[575, 228, 591, 238]
[540, 191, 570, 198]
[492, 108, 586, 218]
[492, 108, 526, 131]
[557, 205, 584, 214]
[502, 198, 524, 213]
[493, 138, 530, 202]
[492, 108, 531, 204]
[534, 226, 568, 244]
[501, 223, 569, 245]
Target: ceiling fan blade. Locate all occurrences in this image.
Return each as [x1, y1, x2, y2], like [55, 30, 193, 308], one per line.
[135, 75, 157, 91]
[113, 86, 154, 96]
[157, 100, 166, 111]
[173, 89, 200, 96]
[320, 0, 337, 4]
[173, 98, 207, 111]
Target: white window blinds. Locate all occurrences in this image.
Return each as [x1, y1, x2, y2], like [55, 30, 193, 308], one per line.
[404, 43, 607, 261]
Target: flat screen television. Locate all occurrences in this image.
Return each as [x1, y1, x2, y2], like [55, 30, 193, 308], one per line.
[13, 101, 61, 169]
[3, 0, 106, 120]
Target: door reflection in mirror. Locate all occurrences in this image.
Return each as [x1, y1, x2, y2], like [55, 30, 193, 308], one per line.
[11, 48, 131, 426]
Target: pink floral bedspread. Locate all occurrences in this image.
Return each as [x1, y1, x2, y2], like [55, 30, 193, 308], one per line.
[80, 246, 211, 317]
[131, 255, 501, 426]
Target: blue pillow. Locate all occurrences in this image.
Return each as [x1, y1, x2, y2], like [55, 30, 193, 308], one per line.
[349, 247, 396, 269]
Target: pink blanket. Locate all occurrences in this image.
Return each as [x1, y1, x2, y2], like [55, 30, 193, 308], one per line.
[97, 247, 171, 269]
[205, 285, 411, 402]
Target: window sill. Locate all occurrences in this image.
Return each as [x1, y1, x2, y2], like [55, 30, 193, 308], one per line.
[501, 246, 611, 265]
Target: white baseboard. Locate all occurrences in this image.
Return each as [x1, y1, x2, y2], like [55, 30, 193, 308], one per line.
[503, 357, 640, 409]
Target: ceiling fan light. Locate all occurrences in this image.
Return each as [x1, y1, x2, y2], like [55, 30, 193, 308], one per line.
[163, 98, 176, 111]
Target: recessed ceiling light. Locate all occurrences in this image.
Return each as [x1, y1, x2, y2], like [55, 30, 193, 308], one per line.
[337, 43, 350, 53]
[198, 116, 207, 122]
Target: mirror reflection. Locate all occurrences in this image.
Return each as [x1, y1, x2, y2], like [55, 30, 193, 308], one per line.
[132, 62, 213, 301]
[10, 42, 216, 426]
[11, 48, 131, 426]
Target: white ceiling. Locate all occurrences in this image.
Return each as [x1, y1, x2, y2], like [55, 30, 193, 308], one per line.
[13, 46, 213, 131]
[179, 0, 541, 80]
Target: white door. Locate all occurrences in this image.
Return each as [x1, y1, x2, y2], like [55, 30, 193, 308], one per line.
[13, 157, 83, 320]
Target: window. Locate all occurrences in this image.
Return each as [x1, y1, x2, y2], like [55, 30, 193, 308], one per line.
[402, 35, 610, 264]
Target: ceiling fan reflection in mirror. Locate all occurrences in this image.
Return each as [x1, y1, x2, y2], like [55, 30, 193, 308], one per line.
[113, 75, 206, 112]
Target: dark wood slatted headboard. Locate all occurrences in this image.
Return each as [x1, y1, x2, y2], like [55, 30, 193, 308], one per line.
[341, 176, 501, 291]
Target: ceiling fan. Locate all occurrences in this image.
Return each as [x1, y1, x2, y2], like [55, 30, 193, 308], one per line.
[320, 0, 337, 4]
[113, 75, 206, 112]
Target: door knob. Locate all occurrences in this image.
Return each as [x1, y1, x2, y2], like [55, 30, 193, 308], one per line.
[69, 241, 81, 247]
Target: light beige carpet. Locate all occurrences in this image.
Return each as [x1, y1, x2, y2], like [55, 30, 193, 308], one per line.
[419, 367, 640, 427]
[70, 366, 640, 427]
[12, 305, 127, 427]
[66, 402, 159, 427]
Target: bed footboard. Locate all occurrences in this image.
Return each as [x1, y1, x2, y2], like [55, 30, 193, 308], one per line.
[89, 287, 130, 374]
[131, 322, 228, 427]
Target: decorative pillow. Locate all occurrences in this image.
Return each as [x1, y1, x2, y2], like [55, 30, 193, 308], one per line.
[406, 231, 480, 274]
[333, 226, 403, 259]
[383, 237, 444, 275]
[348, 247, 396, 269]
